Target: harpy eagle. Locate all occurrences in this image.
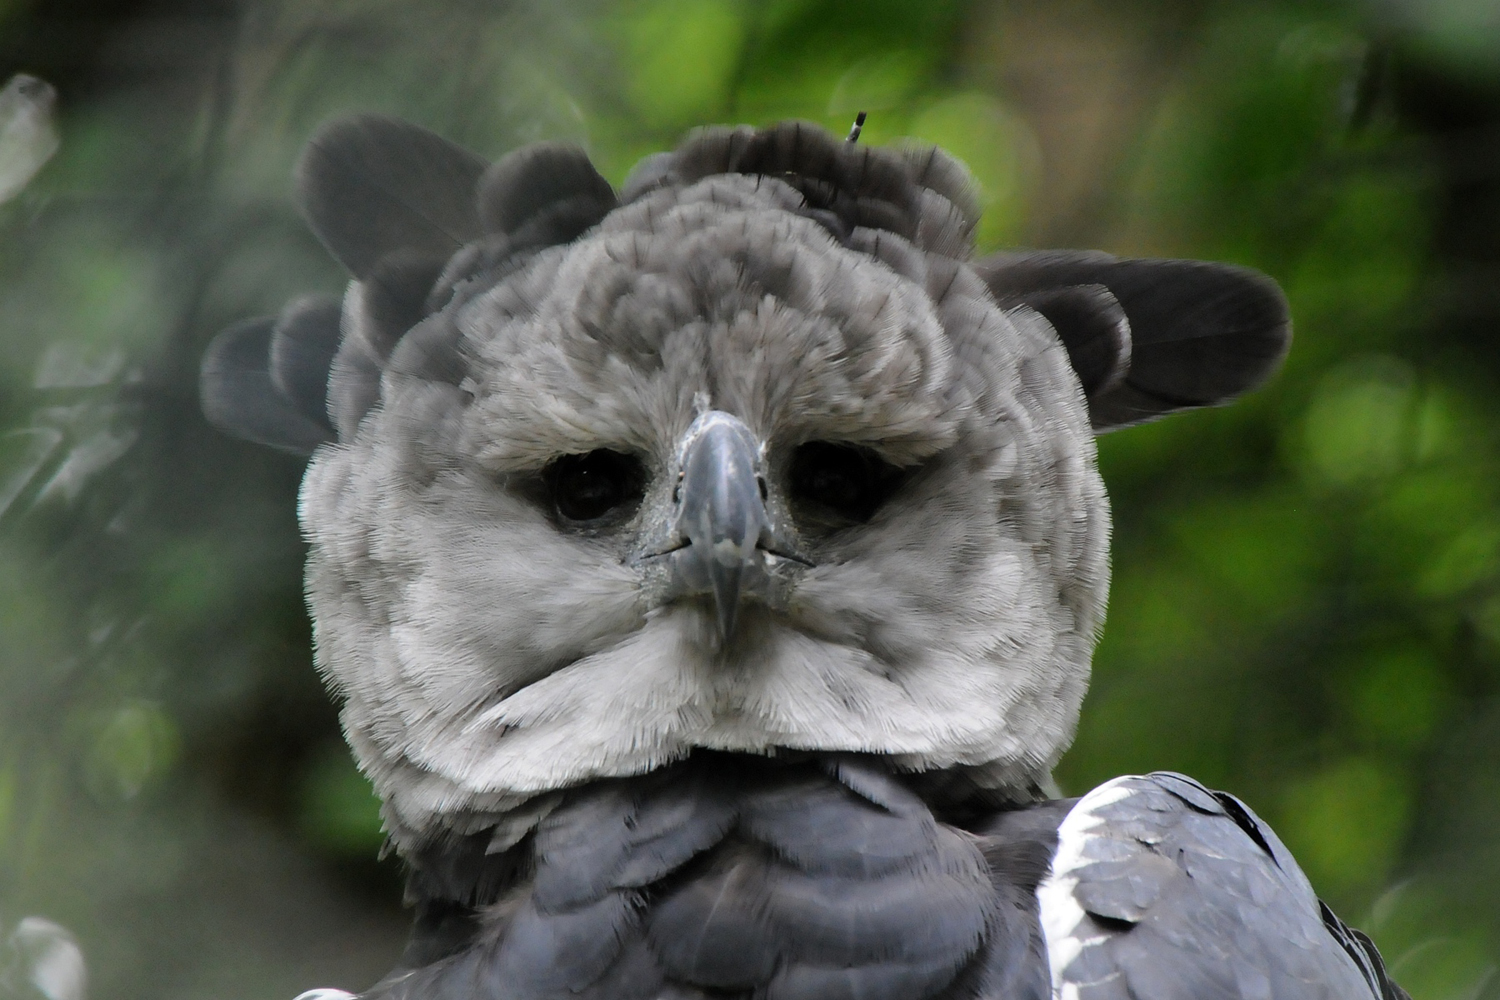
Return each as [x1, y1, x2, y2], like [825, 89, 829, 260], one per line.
[201, 115, 1410, 1000]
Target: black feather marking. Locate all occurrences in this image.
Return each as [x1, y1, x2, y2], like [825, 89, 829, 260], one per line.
[1209, 789, 1280, 866]
[792, 205, 852, 244]
[900, 144, 981, 227]
[663, 122, 951, 254]
[477, 142, 618, 245]
[1146, 771, 1227, 815]
[845, 110, 867, 143]
[845, 226, 929, 283]
[268, 293, 341, 429]
[1323, 904, 1415, 1000]
[199, 317, 333, 455]
[617, 122, 978, 256]
[974, 251, 1291, 431]
[296, 114, 487, 278]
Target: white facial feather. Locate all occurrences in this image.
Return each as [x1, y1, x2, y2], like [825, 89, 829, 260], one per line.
[299, 171, 1110, 847]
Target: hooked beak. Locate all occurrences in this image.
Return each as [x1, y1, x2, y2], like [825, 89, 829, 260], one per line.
[668, 411, 770, 644]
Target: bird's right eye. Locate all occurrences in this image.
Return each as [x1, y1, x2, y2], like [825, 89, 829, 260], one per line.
[544, 450, 647, 524]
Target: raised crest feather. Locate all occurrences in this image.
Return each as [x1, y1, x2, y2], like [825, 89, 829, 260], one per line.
[200, 316, 334, 455]
[477, 142, 618, 247]
[268, 293, 343, 428]
[976, 251, 1291, 430]
[205, 119, 1293, 455]
[295, 114, 488, 278]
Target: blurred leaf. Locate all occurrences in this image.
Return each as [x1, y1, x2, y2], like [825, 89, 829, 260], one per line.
[1166, 493, 1322, 621]
[1418, 522, 1500, 600]
[1278, 757, 1413, 899]
[1391, 936, 1497, 1000]
[734, 0, 960, 124]
[826, 51, 926, 114]
[83, 701, 179, 801]
[1300, 356, 1418, 486]
[1476, 595, 1500, 655]
[1282, 172, 1431, 376]
[297, 741, 385, 858]
[1374, 0, 1500, 78]
[618, 0, 747, 128]
[0, 760, 15, 855]
[906, 92, 1036, 249]
[0, 428, 61, 519]
[1343, 646, 1455, 750]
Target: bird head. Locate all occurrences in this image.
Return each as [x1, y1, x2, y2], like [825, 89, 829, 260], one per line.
[202, 118, 1289, 850]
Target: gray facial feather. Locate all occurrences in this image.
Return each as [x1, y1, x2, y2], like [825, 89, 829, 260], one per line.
[299, 162, 1109, 846]
[196, 118, 1287, 855]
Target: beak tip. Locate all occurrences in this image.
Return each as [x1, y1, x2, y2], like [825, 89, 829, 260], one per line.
[710, 566, 744, 644]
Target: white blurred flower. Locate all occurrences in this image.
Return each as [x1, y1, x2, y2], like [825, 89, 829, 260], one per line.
[0, 74, 59, 204]
[6, 916, 86, 1000]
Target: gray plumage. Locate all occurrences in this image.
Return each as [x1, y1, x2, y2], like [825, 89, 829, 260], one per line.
[1036, 773, 1403, 1000]
[378, 758, 1000, 1000]
[200, 116, 1403, 1000]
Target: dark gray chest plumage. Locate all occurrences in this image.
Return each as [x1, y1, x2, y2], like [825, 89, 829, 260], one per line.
[375, 756, 1055, 1000]
[363, 758, 1403, 1000]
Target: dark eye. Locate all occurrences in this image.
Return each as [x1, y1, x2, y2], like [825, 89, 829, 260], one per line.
[545, 450, 646, 523]
[788, 442, 903, 524]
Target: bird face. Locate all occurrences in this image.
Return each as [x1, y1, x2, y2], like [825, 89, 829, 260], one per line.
[300, 171, 1110, 846]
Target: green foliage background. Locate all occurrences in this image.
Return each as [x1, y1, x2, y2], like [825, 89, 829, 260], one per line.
[1, 0, 1498, 997]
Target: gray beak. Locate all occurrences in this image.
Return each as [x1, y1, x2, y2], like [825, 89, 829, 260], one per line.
[668, 410, 769, 644]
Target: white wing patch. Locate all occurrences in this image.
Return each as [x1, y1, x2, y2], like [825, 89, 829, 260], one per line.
[1035, 775, 1136, 1000]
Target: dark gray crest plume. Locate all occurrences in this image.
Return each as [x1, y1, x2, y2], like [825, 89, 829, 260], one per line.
[202, 115, 1405, 1000]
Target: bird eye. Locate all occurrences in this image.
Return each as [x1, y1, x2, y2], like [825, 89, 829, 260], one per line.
[788, 442, 903, 525]
[544, 450, 647, 524]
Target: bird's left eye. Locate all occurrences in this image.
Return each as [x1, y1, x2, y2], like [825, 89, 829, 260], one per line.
[545, 450, 647, 524]
[788, 441, 904, 525]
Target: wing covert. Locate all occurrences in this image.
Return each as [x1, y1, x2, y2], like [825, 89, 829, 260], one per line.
[1038, 773, 1407, 1000]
